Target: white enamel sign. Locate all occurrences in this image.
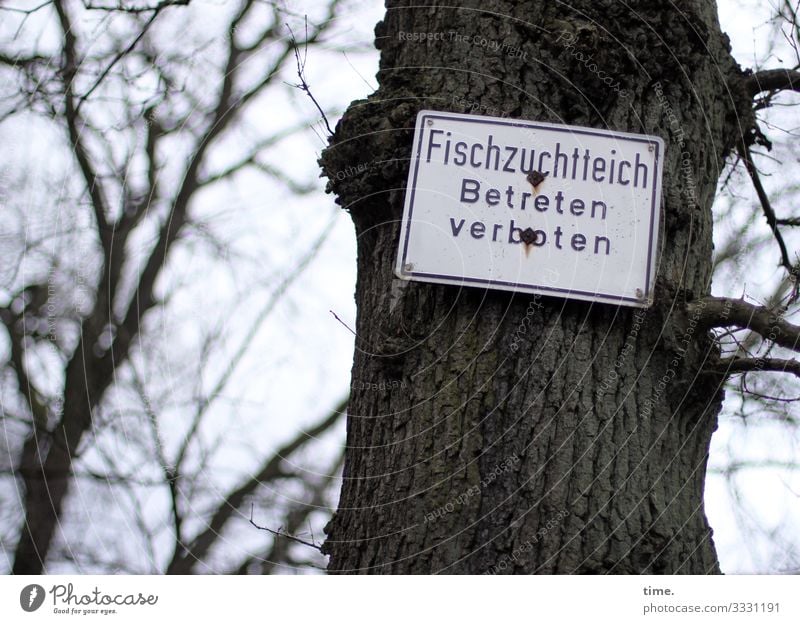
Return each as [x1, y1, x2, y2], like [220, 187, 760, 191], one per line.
[395, 110, 664, 307]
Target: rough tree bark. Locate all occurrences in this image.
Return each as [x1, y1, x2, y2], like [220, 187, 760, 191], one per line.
[321, 0, 755, 573]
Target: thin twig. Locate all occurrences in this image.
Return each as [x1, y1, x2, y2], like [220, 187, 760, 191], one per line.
[287, 19, 334, 136]
[76, 14, 158, 113]
[0, 0, 52, 16]
[249, 504, 323, 552]
[329, 309, 356, 336]
[737, 143, 797, 279]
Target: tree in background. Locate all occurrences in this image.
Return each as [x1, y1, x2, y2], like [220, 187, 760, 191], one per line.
[0, 0, 356, 574]
[321, 0, 800, 573]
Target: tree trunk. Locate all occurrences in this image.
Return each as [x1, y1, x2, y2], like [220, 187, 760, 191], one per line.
[13, 344, 102, 574]
[321, 0, 751, 573]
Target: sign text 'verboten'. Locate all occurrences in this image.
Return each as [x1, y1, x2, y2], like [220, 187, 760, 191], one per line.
[395, 110, 664, 307]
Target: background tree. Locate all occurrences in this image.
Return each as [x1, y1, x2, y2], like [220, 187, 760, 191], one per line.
[1, 0, 798, 576]
[0, 0, 364, 574]
[321, 0, 800, 573]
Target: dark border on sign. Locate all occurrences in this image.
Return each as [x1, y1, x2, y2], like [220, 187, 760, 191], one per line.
[397, 111, 662, 305]
[402, 271, 641, 304]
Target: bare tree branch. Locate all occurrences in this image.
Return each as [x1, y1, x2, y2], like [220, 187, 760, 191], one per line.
[690, 296, 800, 353]
[166, 396, 347, 573]
[75, 10, 166, 113]
[195, 120, 316, 188]
[747, 67, 800, 96]
[0, 301, 51, 432]
[172, 214, 336, 478]
[288, 20, 334, 136]
[711, 356, 800, 378]
[81, 0, 190, 15]
[113, 2, 306, 349]
[710, 459, 800, 475]
[246, 449, 344, 574]
[737, 142, 796, 277]
[0, 51, 52, 66]
[249, 503, 322, 552]
[55, 0, 112, 253]
[0, 1, 53, 17]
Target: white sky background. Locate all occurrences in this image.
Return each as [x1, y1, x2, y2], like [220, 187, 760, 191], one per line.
[0, 0, 798, 574]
